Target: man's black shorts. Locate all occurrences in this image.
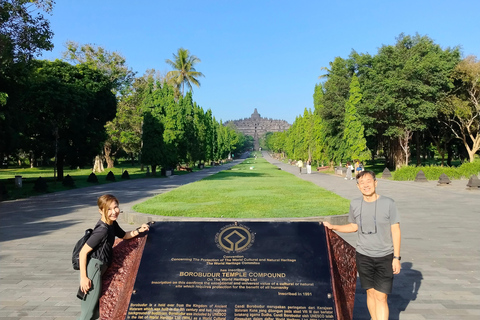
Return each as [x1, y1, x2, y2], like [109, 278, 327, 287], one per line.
[356, 252, 394, 294]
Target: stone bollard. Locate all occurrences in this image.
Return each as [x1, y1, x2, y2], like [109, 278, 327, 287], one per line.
[466, 175, 480, 189]
[14, 175, 22, 188]
[437, 173, 451, 186]
[382, 168, 392, 179]
[414, 170, 428, 182]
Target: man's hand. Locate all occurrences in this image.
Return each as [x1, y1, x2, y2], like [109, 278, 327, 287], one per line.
[323, 221, 334, 230]
[392, 258, 401, 274]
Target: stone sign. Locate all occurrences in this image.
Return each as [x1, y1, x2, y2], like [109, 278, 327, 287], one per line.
[118, 221, 355, 320]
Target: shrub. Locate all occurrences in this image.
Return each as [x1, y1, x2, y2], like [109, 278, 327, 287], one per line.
[393, 161, 480, 181]
[62, 174, 75, 187]
[457, 161, 480, 179]
[87, 173, 98, 183]
[106, 171, 115, 181]
[33, 177, 48, 192]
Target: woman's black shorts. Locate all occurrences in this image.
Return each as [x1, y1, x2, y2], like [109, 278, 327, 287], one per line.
[356, 252, 394, 294]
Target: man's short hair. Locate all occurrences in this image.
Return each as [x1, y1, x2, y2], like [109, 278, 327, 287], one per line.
[356, 170, 376, 182]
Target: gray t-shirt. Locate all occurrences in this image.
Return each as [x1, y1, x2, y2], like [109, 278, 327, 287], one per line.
[348, 195, 400, 257]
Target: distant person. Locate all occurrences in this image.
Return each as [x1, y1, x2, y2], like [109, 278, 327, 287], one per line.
[345, 161, 354, 180]
[324, 171, 401, 320]
[77, 194, 150, 320]
[354, 159, 360, 174]
[297, 159, 303, 174]
[306, 158, 312, 174]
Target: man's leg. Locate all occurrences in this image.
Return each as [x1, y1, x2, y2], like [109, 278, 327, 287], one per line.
[366, 288, 388, 320]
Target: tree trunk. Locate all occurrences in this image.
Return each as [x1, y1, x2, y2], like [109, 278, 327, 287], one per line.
[415, 132, 421, 166]
[447, 141, 453, 166]
[29, 152, 34, 168]
[151, 164, 157, 175]
[104, 143, 114, 168]
[93, 155, 104, 173]
[56, 155, 64, 181]
[131, 153, 135, 166]
[398, 130, 413, 168]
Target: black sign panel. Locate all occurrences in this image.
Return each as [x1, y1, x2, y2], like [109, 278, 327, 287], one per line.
[126, 222, 336, 320]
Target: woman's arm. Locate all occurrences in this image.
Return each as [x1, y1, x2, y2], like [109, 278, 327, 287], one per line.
[123, 223, 150, 240]
[79, 243, 93, 293]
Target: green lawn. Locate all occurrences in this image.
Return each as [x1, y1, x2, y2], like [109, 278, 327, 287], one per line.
[133, 157, 350, 219]
[0, 164, 165, 200]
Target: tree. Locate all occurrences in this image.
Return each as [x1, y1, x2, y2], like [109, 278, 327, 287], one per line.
[0, 0, 54, 66]
[342, 75, 370, 162]
[318, 57, 353, 165]
[441, 55, 480, 162]
[1, 0, 55, 160]
[165, 48, 204, 96]
[62, 41, 136, 95]
[62, 42, 137, 169]
[12, 60, 116, 179]
[356, 34, 460, 168]
[106, 70, 164, 167]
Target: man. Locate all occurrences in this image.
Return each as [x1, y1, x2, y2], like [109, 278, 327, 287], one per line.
[297, 159, 303, 174]
[324, 170, 401, 320]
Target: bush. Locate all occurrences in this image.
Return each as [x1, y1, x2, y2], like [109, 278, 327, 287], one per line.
[87, 173, 98, 183]
[457, 161, 480, 179]
[393, 161, 480, 181]
[106, 171, 115, 181]
[33, 177, 48, 192]
[121, 170, 130, 179]
[62, 174, 75, 187]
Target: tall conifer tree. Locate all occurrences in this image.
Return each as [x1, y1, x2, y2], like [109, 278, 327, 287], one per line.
[342, 75, 370, 162]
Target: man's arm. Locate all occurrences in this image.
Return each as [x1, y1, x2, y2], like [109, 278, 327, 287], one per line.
[323, 222, 358, 233]
[391, 222, 401, 274]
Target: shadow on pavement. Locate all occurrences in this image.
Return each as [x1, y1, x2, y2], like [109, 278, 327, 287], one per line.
[353, 262, 423, 319]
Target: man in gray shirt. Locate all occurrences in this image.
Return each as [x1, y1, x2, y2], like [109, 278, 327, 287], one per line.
[324, 170, 401, 320]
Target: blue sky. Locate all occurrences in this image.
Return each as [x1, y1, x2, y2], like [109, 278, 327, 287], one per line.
[40, 0, 480, 124]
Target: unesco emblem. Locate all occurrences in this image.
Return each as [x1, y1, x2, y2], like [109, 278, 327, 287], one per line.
[215, 224, 254, 253]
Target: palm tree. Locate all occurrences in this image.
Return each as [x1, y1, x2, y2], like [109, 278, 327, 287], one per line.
[165, 48, 204, 96]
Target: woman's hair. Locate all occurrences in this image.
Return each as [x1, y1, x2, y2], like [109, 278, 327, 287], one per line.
[97, 194, 119, 223]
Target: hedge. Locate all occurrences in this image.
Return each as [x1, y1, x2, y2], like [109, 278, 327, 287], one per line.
[392, 161, 480, 181]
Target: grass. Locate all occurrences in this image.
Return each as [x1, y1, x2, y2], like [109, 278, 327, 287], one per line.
[0, 164, 167, 200]
[133, 156, 350, 219]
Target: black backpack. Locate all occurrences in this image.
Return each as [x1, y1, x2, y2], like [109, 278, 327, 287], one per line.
[72, 228, 94, 270]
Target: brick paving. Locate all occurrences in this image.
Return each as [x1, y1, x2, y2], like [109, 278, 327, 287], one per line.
[0, 153, 479, 319]
[263, 152, 480, 320]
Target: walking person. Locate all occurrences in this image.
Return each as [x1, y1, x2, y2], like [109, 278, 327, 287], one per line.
[297, 159, 303, 174]
[324, 171, 401, 320]
[306, 158, 312, 174]
[77, 194, 150, 320]
[345, 161, 354, 180]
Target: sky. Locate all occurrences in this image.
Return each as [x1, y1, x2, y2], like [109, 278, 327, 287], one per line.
[39, 0, 480, 124]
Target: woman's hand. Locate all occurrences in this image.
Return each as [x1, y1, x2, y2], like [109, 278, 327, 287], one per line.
[80, 276, 91, 293]
[138, 223, 150, 233]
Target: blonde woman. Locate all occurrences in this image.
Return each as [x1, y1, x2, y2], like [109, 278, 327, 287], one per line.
[77, 194, 149, 320]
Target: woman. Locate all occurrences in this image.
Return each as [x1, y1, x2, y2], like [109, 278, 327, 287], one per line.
[78, 194, 150, 320]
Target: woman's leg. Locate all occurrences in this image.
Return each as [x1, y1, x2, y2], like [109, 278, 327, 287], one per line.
[78, 258, 104, 320]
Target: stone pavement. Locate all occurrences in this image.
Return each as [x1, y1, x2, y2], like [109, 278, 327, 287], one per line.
[263, 152, 480, 320]
[0, 153, 479, 319]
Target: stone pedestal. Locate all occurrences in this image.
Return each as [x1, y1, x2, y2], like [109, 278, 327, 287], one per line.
[100, 222, 356, 320]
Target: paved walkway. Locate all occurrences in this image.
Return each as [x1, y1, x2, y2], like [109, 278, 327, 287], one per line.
[263, 152, 480, 320]
[0, 153, 479, 319]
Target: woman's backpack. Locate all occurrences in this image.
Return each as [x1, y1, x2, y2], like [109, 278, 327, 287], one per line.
[72, 229, 93, 270]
